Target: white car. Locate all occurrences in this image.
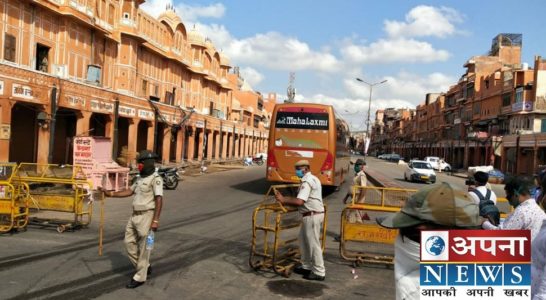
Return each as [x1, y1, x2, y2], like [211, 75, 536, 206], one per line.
[404, 160, 437, 183]
[424, 156, 451, 172]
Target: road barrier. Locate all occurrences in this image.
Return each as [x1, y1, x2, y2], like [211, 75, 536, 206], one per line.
[12, 163, 93, 233]
[249, 184, 327, 277]
[339, 185, 416, 266]
[0, 163, 30, 233]
[340, 185, 512, 266]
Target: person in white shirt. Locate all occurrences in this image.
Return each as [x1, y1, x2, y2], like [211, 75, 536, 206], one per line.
[532, 220, 546, 300]
[482, 177, 546, 240]
[274, 159, 325, 281]
[467, 171, 497, 205]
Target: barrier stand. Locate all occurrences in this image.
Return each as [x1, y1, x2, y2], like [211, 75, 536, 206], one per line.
[12, 163, 93, 233]
[339, 185, 417, 266]
[0, 163, 30, 233]
[99, 191, 105, 256]
[249, 184, 328, 277]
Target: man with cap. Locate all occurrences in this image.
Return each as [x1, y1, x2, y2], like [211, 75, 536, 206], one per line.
[274, 159, 326, 281]
[377, 183, 481, 300]
[102, 150, 164, 288]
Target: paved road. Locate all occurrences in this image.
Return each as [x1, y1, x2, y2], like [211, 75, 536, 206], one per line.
[0, 164, 395, 300]
[365, 157, 511, 214]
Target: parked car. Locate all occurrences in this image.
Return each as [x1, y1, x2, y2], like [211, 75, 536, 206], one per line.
[404, 160, 436, 183]
[488, 168, 505, 184]
[387, 154, 404, 162]
[424, 156, 451, 171]
[378, 153, 389, 159]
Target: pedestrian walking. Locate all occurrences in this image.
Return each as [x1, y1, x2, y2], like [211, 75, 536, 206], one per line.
[482, 177, 546, 240]
[274, 159, 325, 281]
[532, 219, 546, 300]
[377, 183, 481, 300]
[102, 150, 164, 289]
[467, 171, 500, 226]
[342, 159, 369, 223]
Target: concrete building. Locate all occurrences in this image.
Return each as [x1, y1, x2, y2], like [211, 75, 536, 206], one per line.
[0, 0, 271, 166]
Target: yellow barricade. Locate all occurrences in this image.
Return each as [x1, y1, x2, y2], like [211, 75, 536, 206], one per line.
[249, 184, 327, 277]
[0, 163, 30, 233]
[340, 186, 513, 266]
[340, 185, 417, 266]
[12, 163, 93, 233]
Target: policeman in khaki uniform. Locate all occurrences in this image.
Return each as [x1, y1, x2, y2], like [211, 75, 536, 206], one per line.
[103, 150, 163, 289]
[274, 160, 326, 281]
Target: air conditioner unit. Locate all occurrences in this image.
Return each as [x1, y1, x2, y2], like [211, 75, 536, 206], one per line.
[53, 65, 68, 78]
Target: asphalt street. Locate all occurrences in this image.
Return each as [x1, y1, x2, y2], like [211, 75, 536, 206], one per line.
[0, 162, 396, 300]
[365, 157, 511, 214]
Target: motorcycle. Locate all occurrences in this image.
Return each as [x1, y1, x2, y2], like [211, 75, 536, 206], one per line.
[129, 166, 181, 190]
[252, 156, 264, 166]
[157, 167, 180, 190]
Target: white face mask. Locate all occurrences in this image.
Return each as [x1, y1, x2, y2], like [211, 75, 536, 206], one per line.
[394, 234, 421, 300]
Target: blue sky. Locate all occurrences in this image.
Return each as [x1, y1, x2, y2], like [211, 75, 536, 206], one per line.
[142, 0, 546, 130]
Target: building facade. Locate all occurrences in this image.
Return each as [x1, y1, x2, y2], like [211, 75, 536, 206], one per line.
[373, 34, 546, 175]
[0, 0, 271, 166]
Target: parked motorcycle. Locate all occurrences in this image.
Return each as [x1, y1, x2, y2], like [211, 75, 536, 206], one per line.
[157, 167, 180, 190]
[252, 156, 264, 166]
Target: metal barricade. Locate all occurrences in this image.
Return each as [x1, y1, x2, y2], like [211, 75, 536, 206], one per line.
[249, 184, 328, 277]
[12, 163, 93, 233]
[0, 163, 30, 233]
[339, 186, 417, 266]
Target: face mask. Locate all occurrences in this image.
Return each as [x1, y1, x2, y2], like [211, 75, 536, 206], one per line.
[354, 165, 362, 173]
[295, 169, 304, 178]
[139, 159, 156, 177]
[509, 194, 520, 208]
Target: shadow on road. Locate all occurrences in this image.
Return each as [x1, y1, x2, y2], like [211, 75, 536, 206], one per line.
[231, 178, 272, 195]
[267, 279, 327, 298]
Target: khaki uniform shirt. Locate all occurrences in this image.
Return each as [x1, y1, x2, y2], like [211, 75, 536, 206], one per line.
[353, 170, 367, 187]
[131, 172, 163, 211]
[296, 172, 324, 214]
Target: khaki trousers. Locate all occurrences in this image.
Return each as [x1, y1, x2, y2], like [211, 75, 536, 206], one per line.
[125, 210, 154, 282]
[299, 214, 326, 276]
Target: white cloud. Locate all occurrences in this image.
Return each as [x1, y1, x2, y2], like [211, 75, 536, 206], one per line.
[384, 5, 463, 38]
[239, 67, 265, 86]
[140, 1, 225, 23]
[216, 32, 341, 72]
[178, 3, 225, 23]
[341, 38, 450, 64]
[294, 71, 455, 129]
[139, 0, 172, 18]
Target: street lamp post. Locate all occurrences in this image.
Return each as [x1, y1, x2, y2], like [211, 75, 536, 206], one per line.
[355, 78, 387, 153]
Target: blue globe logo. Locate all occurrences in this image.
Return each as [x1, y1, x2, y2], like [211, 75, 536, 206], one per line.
[425, 236, 446, 256]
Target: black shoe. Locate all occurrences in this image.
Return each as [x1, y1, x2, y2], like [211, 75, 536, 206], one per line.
[293, 266, 311, 276]
[147, 265, 152, 276]
[126, 279, 145, 289]
[304, 272, 325, 281]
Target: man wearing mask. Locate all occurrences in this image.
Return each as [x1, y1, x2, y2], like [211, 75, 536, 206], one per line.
[102, 150, 163, 288]
[482, 177, 546, 240]
[274, 160, 325, 281]
[342, 159, 369, 223]
[377, 183, 481, 300]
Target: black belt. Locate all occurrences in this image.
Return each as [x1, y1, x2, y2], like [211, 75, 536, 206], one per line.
[133, 210, 153, 215]
[302, 211, 324, 217]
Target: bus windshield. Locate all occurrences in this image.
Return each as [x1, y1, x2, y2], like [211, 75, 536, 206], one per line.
[273, 111, 330, 149]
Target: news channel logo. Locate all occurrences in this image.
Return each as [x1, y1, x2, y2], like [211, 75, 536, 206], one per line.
[419, 230, 531, 300]
[421, 231, 449, 261]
